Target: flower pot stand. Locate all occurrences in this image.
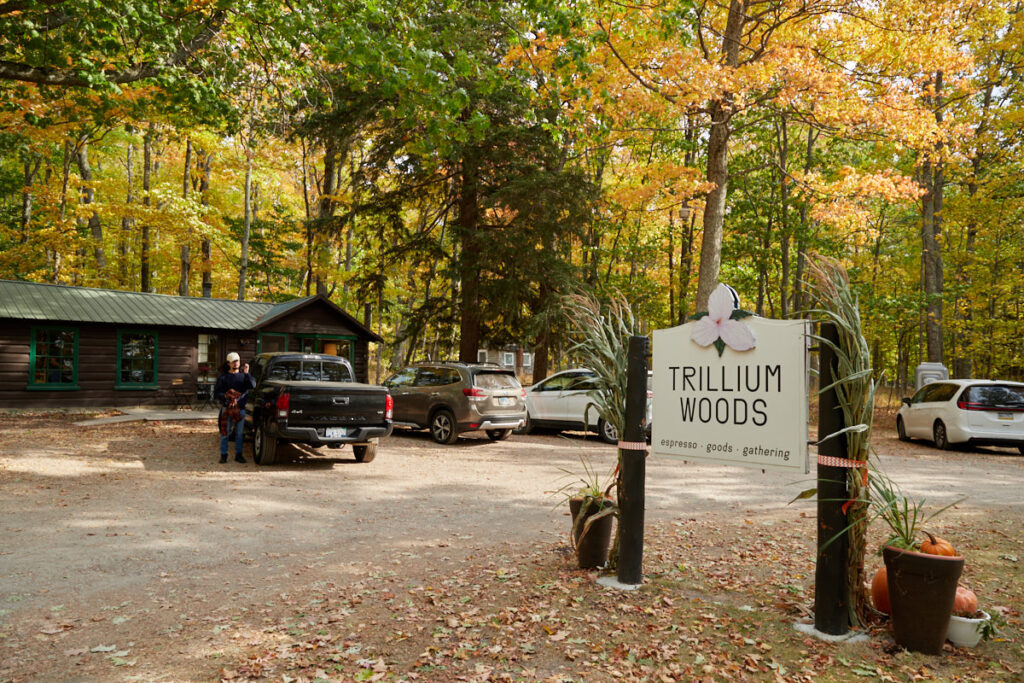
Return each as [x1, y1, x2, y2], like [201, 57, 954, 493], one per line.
[883, 546, 964, 655]
[569, 496, 614, 569]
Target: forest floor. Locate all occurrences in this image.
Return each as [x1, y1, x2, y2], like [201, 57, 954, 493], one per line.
[0, 409, 1021, 682]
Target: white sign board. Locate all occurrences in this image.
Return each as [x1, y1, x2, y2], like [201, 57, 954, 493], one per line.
[652, 285, 809, 473]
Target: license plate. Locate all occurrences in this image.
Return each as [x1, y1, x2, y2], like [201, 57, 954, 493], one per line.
[325, 427, 347, 438]
[496, 397, 513, 406]
[998, 412, 1013, 420]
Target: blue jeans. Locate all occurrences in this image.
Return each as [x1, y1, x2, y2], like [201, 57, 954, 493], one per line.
[220, 408, 246, 456]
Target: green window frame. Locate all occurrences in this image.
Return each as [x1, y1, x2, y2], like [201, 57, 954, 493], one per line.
[28, 326, 80, 390]
[290, 334, 357, 365]
[258, 333, 288, 354]
[116, 329, 159, 389]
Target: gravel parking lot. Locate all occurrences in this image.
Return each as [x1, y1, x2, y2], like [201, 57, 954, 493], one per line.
[1, 413, 1021, 679]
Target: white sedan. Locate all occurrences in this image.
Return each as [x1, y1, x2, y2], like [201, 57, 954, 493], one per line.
[896, 379, 1024, 452]
[519, 368, 651, 444]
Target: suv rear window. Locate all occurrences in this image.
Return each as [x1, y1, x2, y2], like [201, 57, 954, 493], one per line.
[268, 360, 353, 382]
[962, 384, 1024, 408]
[474, 371, 521, 390]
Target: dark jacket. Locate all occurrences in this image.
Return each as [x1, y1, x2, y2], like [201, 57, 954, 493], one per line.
[214, 371, 256, 410]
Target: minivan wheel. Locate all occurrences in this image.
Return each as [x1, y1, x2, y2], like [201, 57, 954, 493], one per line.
[486, 428, 512, 441]
[933, 421, 951, 450]
[430, 409, 459, 444]
[597, 418, 618, 445]
[515, 413, 533, 435]
[896, 416, 909, 442]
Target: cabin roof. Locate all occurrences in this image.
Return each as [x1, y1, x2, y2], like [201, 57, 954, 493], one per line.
[0, 280, 382, 341]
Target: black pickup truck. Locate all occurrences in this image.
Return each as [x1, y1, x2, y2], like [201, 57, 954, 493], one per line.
[245, 352, 393, 465]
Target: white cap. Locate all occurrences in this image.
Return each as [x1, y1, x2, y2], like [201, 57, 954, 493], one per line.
[226, 352, 240, 362]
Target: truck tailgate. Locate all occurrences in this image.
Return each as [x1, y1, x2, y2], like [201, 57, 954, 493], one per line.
[283, 381, 387, 428]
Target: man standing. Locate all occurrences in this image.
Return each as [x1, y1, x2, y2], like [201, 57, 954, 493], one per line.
[214, 352, 255, 463]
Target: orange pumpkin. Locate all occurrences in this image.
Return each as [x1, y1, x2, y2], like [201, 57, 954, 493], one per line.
[953, 585, 978, 617]
[871, 567, 890, 614]
[920, 531, 957, 557]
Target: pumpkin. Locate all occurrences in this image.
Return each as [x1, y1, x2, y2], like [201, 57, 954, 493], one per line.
[953, 585, 979, 617]
[919, 531, 957, 557]
[871, 567, 890, 614]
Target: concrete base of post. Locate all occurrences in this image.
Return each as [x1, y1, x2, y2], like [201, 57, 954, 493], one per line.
[793, 620, 869, 643]
[596, 575, 641, 591]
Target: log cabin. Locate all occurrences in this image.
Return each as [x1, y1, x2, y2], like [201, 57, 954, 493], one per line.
[0, 280, 383, 409]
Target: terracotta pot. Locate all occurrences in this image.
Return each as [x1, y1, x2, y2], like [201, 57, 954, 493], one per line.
[883, 545, 964, 654]
[569, 496, 614, 569]
[947, 611, 990, 648]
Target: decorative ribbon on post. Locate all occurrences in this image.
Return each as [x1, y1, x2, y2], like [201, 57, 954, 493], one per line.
[817, 455, 869, 513]
[617, 441, 649, 452]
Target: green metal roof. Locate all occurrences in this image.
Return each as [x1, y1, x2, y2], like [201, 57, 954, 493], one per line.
[0, 280, 380, 341]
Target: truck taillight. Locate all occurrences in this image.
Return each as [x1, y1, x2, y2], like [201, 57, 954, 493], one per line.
[277, 392, 290, 418]
[463, 387, 486, 399]
[385, 394, 394, 420]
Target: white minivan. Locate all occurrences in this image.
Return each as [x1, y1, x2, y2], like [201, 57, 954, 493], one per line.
[896, 379, 1024, 452]
[520, 368, 652, 444]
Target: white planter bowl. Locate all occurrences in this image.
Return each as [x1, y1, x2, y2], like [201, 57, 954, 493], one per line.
[947, 611, 990, 647]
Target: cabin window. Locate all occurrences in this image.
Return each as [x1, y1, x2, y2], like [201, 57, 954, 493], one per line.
[197, 334, 221, 377]
[29, 326, 79, 390]
[116, 329, 158, 388]
[258, 333, 287, 353]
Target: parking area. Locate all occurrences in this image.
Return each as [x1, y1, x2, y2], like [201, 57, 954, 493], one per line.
[1, 414, 1021, 679]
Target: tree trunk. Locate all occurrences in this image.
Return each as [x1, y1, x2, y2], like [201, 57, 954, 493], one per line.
[20, 155, 41, 243]
[315, 137, 338, 296]
[668, 210, 675, 323]
[141, 125, 154, 292]
[921, 71, 945, 364]
[458, 150, 482, 362]
[75, 136, 107, 271]
[120, 139, 135, 287]
[778, 115, 790, 318]
[695, 0, 745, 312]
[793, 125, 818, 314]
[238, 154, 252, 300]
[952, 81, 994, 379]
[198, 148, 212, 298]
[179, 139, 192, 296]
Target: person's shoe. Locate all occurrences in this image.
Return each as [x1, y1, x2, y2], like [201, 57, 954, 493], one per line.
[219, 454, 228, 463]
[234, 454, 246, 463]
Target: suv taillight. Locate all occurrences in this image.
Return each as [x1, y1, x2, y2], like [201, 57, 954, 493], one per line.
[277, 392, 290, 418]
[385, 394, 394, 420]
[463, 387, 486, 399]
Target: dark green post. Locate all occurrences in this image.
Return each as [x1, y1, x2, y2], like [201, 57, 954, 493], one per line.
[815, 322, 850, 634]
[618, 335, 648, 585]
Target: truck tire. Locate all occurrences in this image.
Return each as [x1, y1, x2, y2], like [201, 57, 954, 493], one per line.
[254, 424, 278, 465]
[430, 409, 459, 444]
[353, 443, 376, 463]
[486, 428, 512, 441]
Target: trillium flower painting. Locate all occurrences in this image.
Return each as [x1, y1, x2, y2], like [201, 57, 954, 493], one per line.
[690, 284, 756, 357]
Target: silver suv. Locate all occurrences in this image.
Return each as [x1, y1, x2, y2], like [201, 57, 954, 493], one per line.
[383, 362, 527, 444]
